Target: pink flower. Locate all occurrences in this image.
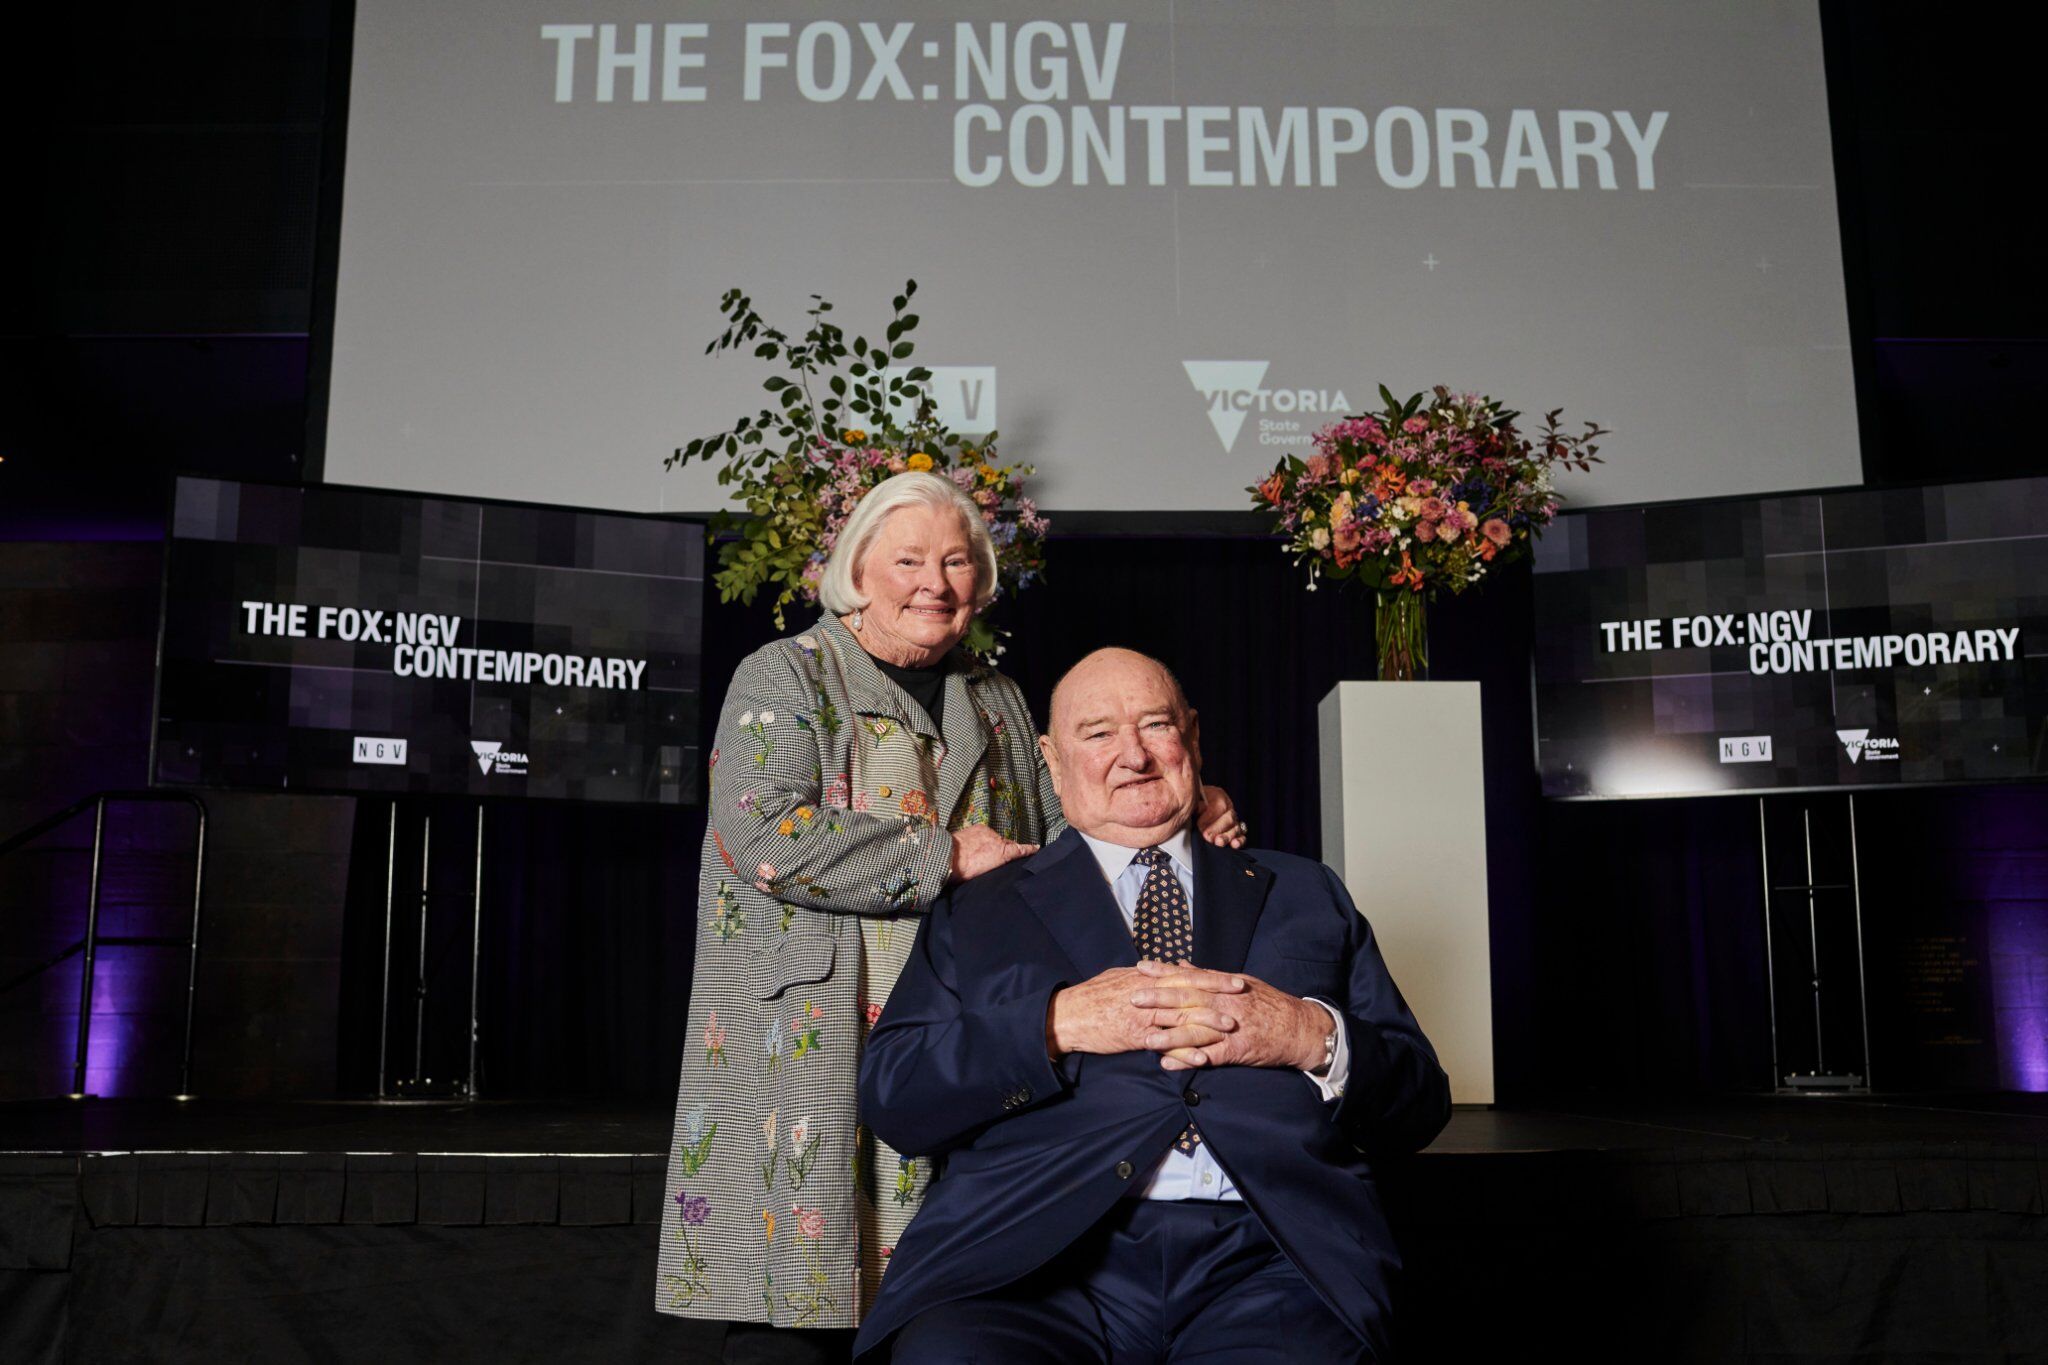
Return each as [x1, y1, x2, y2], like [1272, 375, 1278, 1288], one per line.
[1413, 520, 1438, 543]
[1482, 518, 1512, 548]
[794, 1206, 825, 1239]
[863, 1000, 883, 1027]
[886, 455, 907, 473]
[754, 863, 776, 893]
[1304, 453, 1334, 481]
[823, 774, 850, 808]
[1403, 417, 1429, 434]
[851, 790, 871, 812]
[704, 1011, 726, 1050]
[1406, 478, 1437, 497]
[1417, 497, 1450, 521]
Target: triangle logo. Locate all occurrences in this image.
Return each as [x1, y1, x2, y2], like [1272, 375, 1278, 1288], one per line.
[1182, 361, 1269, 453]
[470, 740, 502, 774]
[1836, 729, 1869, 763]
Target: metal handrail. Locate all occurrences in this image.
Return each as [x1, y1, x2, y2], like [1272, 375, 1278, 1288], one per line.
[0, 789, 208, 1098]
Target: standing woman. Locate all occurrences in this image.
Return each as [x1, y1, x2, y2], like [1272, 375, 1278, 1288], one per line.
[658, 472, 1241, 1363]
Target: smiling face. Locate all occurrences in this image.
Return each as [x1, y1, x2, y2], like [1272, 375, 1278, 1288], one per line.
[1040, 649, 1202, 847]
[848, 502, 980, 667]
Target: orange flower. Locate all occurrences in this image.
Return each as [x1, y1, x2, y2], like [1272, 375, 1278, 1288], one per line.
[1256, 471, 1287, 505]
[1390, 551, 1425, 592]
[762, 1209, 776, 1242]
[778, 818, 796, 836]
[841, 428, 868, 445]
[906, 452, 934, 472]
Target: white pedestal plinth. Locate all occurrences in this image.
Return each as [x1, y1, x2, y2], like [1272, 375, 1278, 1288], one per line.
[1319, 681, 1495, 1105]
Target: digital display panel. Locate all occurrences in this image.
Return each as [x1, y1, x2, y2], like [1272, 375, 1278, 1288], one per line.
[1532, 477, 2048, 799]
[154, 477, 706, 804]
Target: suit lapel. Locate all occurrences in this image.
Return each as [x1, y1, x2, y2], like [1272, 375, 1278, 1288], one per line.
[1191, 837, 1272, 974]
[934, 670, 991, 824]
[819, 618, 992, 821]
[818, 616, 924, 730]
[1016, 830, 1137, 980]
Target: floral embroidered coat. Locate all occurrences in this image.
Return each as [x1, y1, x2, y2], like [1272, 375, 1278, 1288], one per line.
[657, 616, 1061, 1328]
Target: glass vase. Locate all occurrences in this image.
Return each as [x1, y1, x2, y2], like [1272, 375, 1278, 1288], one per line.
[1374, 590, 1428, 682]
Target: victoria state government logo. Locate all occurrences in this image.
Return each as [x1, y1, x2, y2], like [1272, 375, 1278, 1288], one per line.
[1836, 729, 1900, 763]
[1182, 361, 1350, 454]
[470, 740, 530, 776]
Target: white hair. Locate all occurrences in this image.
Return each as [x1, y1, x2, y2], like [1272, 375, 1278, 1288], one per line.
[818, 470, 999, 616]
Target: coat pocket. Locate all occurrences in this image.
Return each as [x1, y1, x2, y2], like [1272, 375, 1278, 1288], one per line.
[1261, 951, 1344, 1003]
[749, 931, 838, 1000]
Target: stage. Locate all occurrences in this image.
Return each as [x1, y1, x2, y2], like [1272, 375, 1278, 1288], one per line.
[5, 1093, 2046, 1363]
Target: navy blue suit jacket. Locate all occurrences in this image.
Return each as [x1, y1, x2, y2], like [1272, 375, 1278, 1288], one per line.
[854, 828, 1452, 1357]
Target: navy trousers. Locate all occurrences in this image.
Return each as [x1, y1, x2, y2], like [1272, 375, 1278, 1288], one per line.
[887, 1200, 1369, 1364]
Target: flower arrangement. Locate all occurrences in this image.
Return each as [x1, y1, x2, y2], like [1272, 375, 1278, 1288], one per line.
[1250, 385, 1606, 678]
[667, 281, 1048, 659]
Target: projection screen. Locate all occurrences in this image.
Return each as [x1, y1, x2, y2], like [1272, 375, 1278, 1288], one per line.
[322, 1, 1858, 514]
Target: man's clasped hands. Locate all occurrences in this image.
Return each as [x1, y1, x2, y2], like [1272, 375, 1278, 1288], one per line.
[1046, 960, 1333, 1074]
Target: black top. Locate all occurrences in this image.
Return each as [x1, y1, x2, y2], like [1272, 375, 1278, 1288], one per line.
[870, 653, 947, 732]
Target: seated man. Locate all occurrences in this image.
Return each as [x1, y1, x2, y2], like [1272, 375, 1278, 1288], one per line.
[855, 648, 1451, 1363]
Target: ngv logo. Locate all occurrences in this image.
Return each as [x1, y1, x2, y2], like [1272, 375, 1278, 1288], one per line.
[1836, 729, 1899, 763]
[877, 366, 997, 435]
[471, 740, 530, 776]
[1717, 735, 1772, 764]
[353, 737, 407, 766]
[1181, 362, 1349, 453]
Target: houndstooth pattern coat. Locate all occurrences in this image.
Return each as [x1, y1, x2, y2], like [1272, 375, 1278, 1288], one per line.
[657, 614, 1061, 1328]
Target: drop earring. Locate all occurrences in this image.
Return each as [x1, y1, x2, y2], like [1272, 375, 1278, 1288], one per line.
[849, 609, 863, 631]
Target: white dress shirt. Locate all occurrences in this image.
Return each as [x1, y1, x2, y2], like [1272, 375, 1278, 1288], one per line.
[1075, 828, 1351, 1201]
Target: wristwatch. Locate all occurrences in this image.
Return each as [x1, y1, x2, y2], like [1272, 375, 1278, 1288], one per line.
[1310, 1019, 1338, 1077]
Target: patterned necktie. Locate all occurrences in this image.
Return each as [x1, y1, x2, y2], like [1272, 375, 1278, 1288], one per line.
[1131, 846, 1201, 1153]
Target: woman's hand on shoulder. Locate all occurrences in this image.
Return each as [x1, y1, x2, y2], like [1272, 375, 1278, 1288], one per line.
[948, 824, 1039, 884]
[1196, 785, 1248, 849]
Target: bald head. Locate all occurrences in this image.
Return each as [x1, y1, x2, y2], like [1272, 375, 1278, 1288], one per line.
[1047, 649, 1190, 736]
[1040, 649, 1202, 846]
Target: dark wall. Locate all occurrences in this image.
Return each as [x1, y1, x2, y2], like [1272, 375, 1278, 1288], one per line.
[1, 5, 329, 537]
[2, 2, 2043, 1100]
[0, 544, 352, 1100]
[1821, 7, 2047, 490]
